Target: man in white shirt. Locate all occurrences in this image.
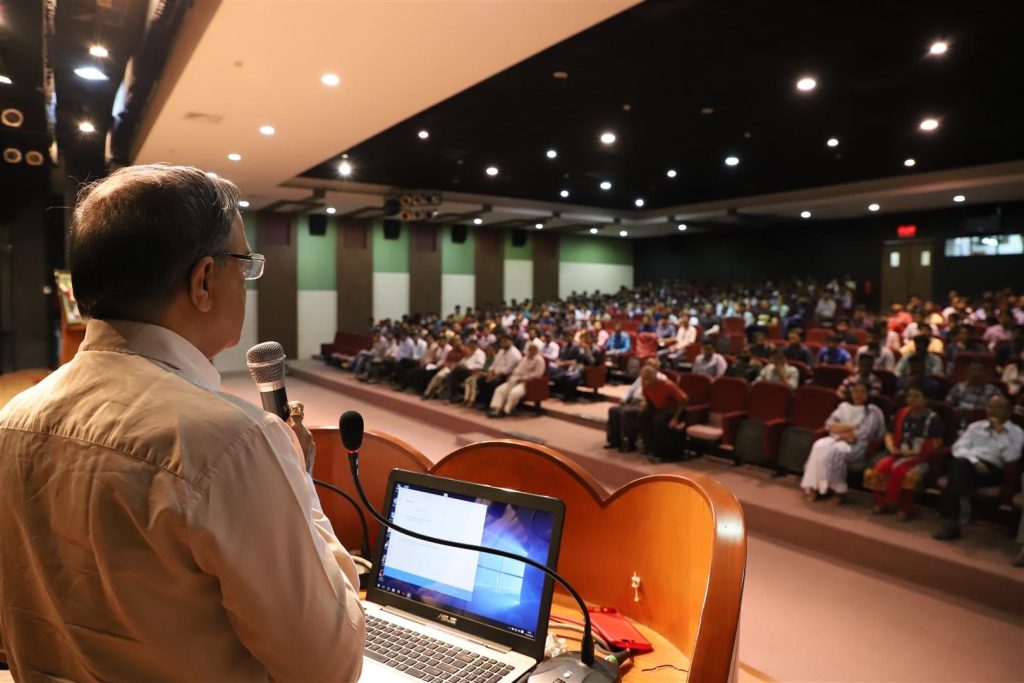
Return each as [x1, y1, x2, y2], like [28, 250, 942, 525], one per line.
[0, 165, 364, 681]
[489, 344, 547, 417]
[693, 341, 728, 378]
[476, 336, 522, 408]
[934, 395, 1023, 540]
[756, 350, 800, 389]
[444, 338, 486, 401]
[660, 317, 697, 367]
[538, 332, 561, 362]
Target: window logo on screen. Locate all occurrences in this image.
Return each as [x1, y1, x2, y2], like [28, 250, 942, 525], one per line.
[437, 614, 458, 626]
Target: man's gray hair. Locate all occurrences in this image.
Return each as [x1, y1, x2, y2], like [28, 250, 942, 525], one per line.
[69, 163, 240, 319]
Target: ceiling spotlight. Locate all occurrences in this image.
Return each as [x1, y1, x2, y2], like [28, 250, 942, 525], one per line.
[929, 41, 948, 55]
[78, 121, 95, 133]
[634, 198, 645, 208]
[559, 189, 569, 198]
[700, 107, 715, 115]
[619, 230, 628, 238]
[724, 156, 739, 167]
[89, 45, 109, 58]
[868, 203, 880, 212]
[485, 166, 499, 176]
[417, 130, 429, 140]
[553, 71, 569, 80]
[227, 153, 242, 161]
[666, 169, 677, 178]
[326, 207, 337, 214]
[953, 194, 965, 203]
[239, 200, 250, 208]
[338, 160, 353, 177]
[599, 132, 616, 145]
[535, 223, 544, 230]
[919, 117, 939, 131]
[826, 137, 839, 148]
[800, 210, 812, 219]
[546, 149, 557, 159]
[904, 158, 916, 167]
[74, 66, 108, 81]
[321, 73, 341, 87]
[0, 75, 11, 85]
[473, 217, 483, 225]
[589, 227, 599, 235]
[259, 125, 275, 136]
[599, 181, 612, 190]
[796, 76, 817, 92]
[677, 223, 687, 231]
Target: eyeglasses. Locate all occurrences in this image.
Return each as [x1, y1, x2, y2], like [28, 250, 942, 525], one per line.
[216, 252, 265, 280]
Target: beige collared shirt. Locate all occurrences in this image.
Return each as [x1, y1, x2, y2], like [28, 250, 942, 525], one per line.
[0, 320, 364, 682]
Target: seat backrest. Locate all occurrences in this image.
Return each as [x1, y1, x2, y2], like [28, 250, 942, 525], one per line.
[635, 332, 659, 357]
[684, 344, 702, 363]
[748, 381, 791, 421]
[789, 359, 811, 384]
[950, 351, 997, 382]
[875, 369, 898, 397]
[791, 385, 840, 429]
[806, 327, 832, 345]
[812, 364, 851, 389]
[721, 316, 745, 335]
[678, 372, 712, 405]
[708, 376, 749, 413]
[927, 400, 958, 445]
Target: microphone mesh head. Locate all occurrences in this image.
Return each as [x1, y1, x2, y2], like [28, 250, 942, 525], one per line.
[246, 341, 286, 384]
[339, 411, 364, 451]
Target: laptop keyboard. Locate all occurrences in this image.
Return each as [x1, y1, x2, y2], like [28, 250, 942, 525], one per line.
[365, 614, 516, 682]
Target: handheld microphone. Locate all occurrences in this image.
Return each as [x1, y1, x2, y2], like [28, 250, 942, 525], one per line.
[338, 410, 619, 683]
[246, 341, 289, 420]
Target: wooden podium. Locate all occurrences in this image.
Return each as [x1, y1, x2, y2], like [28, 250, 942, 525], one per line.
[310, 429, 746, 683]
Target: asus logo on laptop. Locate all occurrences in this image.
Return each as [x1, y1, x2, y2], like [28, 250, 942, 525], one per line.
[437, 614, 458, 626]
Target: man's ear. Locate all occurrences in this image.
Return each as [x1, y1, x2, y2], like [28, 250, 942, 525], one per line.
[188, 256, 216, 313]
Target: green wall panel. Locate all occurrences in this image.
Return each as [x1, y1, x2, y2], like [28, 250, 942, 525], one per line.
[441, 225, 475, 275]
[559, 235, 633, 265]
[372, 220, 410, 273]
[504, 229, 533, 261]
[297, 215, 337, 290]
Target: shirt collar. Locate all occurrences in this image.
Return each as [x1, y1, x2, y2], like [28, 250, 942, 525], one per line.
[79, 319, 222, 392]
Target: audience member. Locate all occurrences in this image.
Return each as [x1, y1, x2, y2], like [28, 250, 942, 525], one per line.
[933, 395, 1023, 540]
[864, 385, 944, 520]
[783, 329, 814, 367]
[605, 360, 663, 452]
[488, 344, 547, 417]
[443, 339, 485, 402]
[748, 331, 775, 359]
[817, 335, 852, 367]
[837, 354, 883, 400]
[946, 361, 1002, 418]
[757, 349, 800, 389]
[856, 327, 896, 371]
[895, 334, 944, 377]
[1002, 349, 1023, 396]
[636, 366, 689, 459]
[462, 345, 495, 406]
[801, 380, 885, 504]
[693, 341, 727, 378]
[660, 316, 697, 366]
[815, 291, 837, 324]
[475, 336, 522, 408]
[726, 350, 762, 383]
[895, 355, 942, 400]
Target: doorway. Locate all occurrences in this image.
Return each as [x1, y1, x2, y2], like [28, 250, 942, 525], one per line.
[880, 239, 934, 306]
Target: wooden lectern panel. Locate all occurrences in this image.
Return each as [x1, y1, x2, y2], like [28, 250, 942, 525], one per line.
[309, 430, 746, 683]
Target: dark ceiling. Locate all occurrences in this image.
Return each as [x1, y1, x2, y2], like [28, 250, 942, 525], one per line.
[300, 0, 1024, 211]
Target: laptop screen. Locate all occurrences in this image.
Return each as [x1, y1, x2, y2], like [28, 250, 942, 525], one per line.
[373, 477, 559, 642]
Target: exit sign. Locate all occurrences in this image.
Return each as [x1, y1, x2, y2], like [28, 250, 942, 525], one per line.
[897, 224, 918, 238]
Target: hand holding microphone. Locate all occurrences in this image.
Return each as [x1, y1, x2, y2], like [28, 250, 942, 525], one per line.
[247, 341, 314, 474]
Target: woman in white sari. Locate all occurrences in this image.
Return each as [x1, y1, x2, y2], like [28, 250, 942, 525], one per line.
[801, 380, 885, 504]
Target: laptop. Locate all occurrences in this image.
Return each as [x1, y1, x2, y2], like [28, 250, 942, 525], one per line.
[361, 469, 565, 683]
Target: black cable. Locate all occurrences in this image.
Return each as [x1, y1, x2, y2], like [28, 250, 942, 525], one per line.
[312, 478, 371, 559]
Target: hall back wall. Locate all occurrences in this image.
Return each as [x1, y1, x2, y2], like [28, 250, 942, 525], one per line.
[633, 201, 1024, 301]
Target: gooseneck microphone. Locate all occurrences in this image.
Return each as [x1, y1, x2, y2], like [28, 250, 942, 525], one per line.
[338, 411, 619, 683]
[246, 342, 289, 420]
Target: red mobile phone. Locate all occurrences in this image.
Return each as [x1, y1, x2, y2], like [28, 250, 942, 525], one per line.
[588, 607, 653, 654]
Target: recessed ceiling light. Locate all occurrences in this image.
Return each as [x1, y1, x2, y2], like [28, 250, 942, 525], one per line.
[724, 156, 739, 167]
[953, 194, 965, 203]
[227, 153, 242, 161]
[326, 207, 337, 214]
[800, 210, 812, 219]
[559, 189, 569, 198]
[599, 132, 616, 145]
[919, 117, 939, 131]
[259, 125, 275, 136]
[78, 121, 95, 133]
[239, 200, 250, 208]
[904, 158, 916, 167]
[634, 198, 645, 208]
[868, 203, 880, 212]
[338, 160, 353, 176]
[417, 130, 429, 140]
[89, 45, 108, 58]
[599, 181, 612, 190]
[589, 227, 599, 234]
[553, 71, 569, 79]
[619, 230, 628, 238]
[321, 73, 340, 87]
[929, 41, 948, 55]
[826, 137, 839, 148]
[0, 75, 11, 85]
[206, 171, 218, 178]
[535, 223, 544, 230]
[700, 107, 715, 115]
[473, 217, 483, 225]
[74, 66, 108, 81]
[546, 149, 557, 159]
[796, 76, 817, 92]
[485, 166, 499, 176]
[666, 169, 677, 178]
[677, 223, 687, 231]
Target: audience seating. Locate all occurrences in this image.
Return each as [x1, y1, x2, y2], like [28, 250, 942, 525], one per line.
[789, 359, 812, 384]
[812, 364, 852, 389]
[776, 385, 841, 474]
[728, 381, 792, 467]
[523, 365, 551, 413]
[677, 372, 712, 425]
[876, 369, 898, 397]
[806, 327, 832, 345]
[320, 332, 373, 366]
[721, 316, 745, 336]
[685, 377, 749, 457]
[582, 364, 607, 396]
[949, 351, 997, 382]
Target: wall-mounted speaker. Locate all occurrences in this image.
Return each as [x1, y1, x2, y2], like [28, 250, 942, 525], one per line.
[308, 213, 327, 236]
[451, 224, 468, 244]
[511, 229, 527, 247]
[383, 218, 402, 240]
[383, 198, 401, 216]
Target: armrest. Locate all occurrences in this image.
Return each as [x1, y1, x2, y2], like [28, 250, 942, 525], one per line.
[720, 411, 748, 446]
[999, 460, 1022, 506]
[685, 405, 710, 425]
[584, 365, 607, 387]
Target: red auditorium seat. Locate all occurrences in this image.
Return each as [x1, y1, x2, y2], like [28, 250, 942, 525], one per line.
[949, 351, 997, 382]
[812, 364, 852, 389]
[523, 365, 550, 413]
[321, 332, 373, 367]
[721, 317, 745, 336]
[582, 365, 607, 396]
[677, 372, 712, 425]
[789, 359, 812, 384]
[875, 369, 898, 397]
[728, 381, 792, 468]
[775, 385, 841, 474]
[806, 327, 832, 345]
[685, 377, 749, 457]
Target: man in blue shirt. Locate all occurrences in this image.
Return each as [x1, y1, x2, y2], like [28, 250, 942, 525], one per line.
[605, 323, 632, 359]
[817, 335, 852, 367]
